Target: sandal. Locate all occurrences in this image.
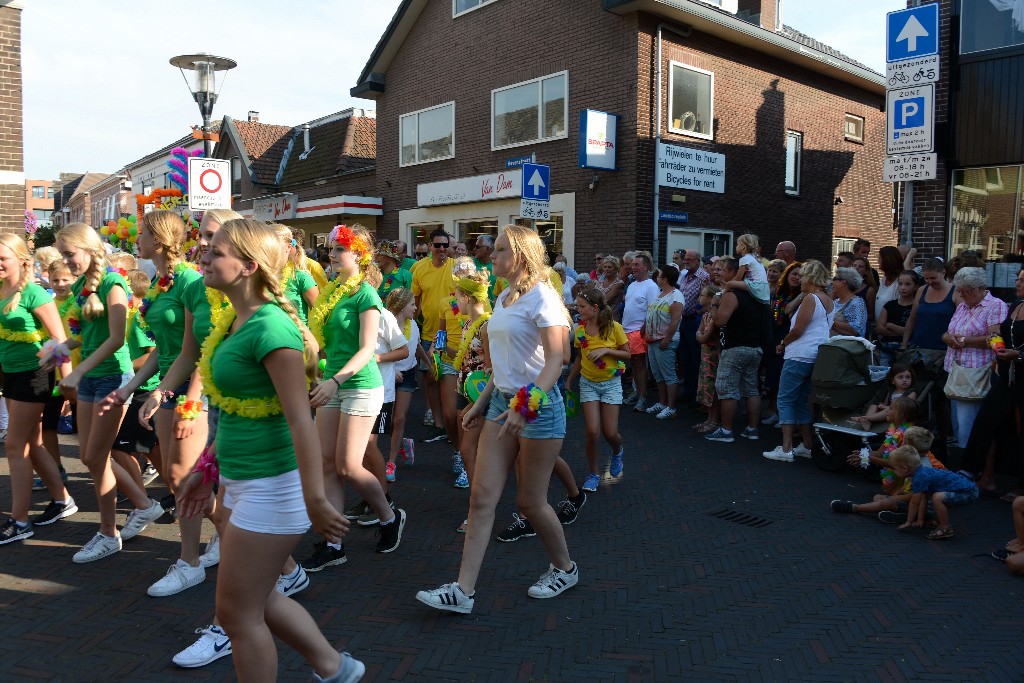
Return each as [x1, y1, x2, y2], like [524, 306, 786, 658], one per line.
[691, 419, 710, 430]
[697, 422, 720, 434]
[926, 526, 954, 540]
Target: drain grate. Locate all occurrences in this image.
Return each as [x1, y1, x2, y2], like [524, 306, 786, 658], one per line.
[706, 507, 773, 528]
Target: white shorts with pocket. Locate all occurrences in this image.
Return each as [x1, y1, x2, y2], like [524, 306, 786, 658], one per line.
[221, 469, 310, 535]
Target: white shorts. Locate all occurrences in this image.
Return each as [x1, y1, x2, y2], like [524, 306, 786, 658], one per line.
[221, 469, 311, 535]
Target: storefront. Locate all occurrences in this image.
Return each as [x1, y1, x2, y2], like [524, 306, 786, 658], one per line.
[250, 193, 383, 248]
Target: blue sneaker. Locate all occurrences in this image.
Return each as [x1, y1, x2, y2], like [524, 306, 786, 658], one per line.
[451, 451, 464, 475]
[453, 469, 469, 488]
[57, 414, 74, 435]
[581, 473, 601, 492]
[704, 427, 735, 443]
[609, 448, 624, 478]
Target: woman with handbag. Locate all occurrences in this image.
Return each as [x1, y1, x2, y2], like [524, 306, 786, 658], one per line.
[942, 267, 1007, 449]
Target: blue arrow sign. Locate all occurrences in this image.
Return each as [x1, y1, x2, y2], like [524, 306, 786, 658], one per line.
[886, 4, 939, 62]
[521, 163, 550, 201]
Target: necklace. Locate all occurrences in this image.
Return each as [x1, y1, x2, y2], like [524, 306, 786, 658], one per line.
[139, 262, 196, 323]
[308, 273, 364, 347]
[453, 313, 489, 370]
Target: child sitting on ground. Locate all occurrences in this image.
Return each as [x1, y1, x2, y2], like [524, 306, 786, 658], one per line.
[891, 445, 978, 540]
[723, 233, 769, 304]
[845, 396, 918, 495]
[851, 365, 918, 431]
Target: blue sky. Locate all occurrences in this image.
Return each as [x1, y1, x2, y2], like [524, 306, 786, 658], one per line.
[21, 0, 905, 180]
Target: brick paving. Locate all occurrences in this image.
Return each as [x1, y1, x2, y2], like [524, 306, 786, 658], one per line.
[2, 396, 1023, 682]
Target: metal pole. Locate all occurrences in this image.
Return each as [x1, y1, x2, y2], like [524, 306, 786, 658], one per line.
[900, 181, 914, 246]
[652, 24, 663, 264]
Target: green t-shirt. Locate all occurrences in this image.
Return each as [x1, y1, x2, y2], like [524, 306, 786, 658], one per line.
[378, 267, 412, 304]
[212, 304, 304, 481]
[126, 316, 158, 392]
[324, 281, 383, 389]
[0, 282, 52, 373]
[284, 269, 317, 324]
[144, 266, 202, 379]
[181, 276, 227, 350]
[72, 272, 132, 378]
[401, 257, 416, 272]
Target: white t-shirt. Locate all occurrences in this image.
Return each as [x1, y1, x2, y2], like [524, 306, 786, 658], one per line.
[487, 283, 569, 394]
[395, 318, 420, 373]
[739, 254, 768, 283]
[376, 309, 408, 403]
[875, 274, 899, 320]
[622, 278, 660, 332]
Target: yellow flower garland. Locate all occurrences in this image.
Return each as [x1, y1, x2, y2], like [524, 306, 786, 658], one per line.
[0, 325, 47, 344]
[402, 319, 413, 341]
[198, 310, 286, 418]
[452, 313, 490, 371]
[307, 273, 363, 348]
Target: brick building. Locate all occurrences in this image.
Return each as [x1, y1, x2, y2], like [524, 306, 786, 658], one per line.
[214, 109, 381, 249]
[352, 0, 892, 267]
[904, 0, 1024, 271]
[0, 1, 24, 236]
[61, 172, 111, 227]
[24, 178, 53, 227]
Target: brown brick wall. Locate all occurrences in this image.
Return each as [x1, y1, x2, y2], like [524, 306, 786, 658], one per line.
[0, 5, 24, 236]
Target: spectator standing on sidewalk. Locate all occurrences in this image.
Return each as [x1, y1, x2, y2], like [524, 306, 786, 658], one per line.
[643, 264, 684, 419]
[674, 249, 710, 404]
[621, 253, 659, 411]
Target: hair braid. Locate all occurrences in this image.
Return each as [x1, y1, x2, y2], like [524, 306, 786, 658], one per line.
[80, 247, 108, 320]
[1, 238, 32, 314]
[263, 268, 318, 380]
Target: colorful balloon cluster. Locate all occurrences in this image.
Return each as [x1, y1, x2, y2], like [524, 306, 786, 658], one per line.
[100, 215, 138, 246]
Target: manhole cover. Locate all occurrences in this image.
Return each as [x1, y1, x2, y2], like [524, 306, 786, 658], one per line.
[706, 507, 773, 528]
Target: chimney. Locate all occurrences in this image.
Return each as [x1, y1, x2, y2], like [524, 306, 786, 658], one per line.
[248, 110, 260, 123]
[737, 0, 781, 31]
[302, 124, 311, 155]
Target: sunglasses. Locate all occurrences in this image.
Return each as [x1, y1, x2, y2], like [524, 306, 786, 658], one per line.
[432, 242, 449, 248]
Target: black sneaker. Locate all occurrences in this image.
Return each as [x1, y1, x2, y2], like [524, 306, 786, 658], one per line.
[830, 500, 855, 514]
[32, 497, 79, 526]
[375, 509, 406, 553]
[421, 428, 448, 444]
[877, 510, 907, 524]
[496, 513, 535, 542]
[0, 518, 33, 545]
[557, 493, 587, 526]
[301, 541, 347, 572]
[344, 500, 371, 521]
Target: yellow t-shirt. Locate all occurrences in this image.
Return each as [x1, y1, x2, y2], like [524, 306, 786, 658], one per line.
[574, 321, 627, 382]
[411, 256, 455, 339]
[305, 257, 329, 291]
[492, 268, 563, 300]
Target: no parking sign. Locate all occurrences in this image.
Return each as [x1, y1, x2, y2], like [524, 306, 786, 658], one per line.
[188, 158, 232, 210]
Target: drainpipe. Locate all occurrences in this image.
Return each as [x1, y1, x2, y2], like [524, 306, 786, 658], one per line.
[653, 23, 691, 263]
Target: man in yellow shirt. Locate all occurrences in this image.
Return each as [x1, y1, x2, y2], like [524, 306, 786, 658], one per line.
[410, 227, 455, 441]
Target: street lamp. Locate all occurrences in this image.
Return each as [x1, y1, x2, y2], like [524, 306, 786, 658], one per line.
[169, 53, 237, 157]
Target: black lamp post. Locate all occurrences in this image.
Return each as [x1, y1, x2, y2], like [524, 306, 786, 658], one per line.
[169, 53, 237, 157]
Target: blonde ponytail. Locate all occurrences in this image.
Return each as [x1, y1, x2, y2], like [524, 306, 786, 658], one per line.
[54, 222, 108, 320]
[0, 234, 33, 314]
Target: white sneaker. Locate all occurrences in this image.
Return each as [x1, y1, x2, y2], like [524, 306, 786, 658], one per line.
[199, 532, 220, 568]
[633, 397, 649, 412]
[762, 446, 794, 462]
[416, 582, 475, 614]
[148, 559, 206, 597]
[119, 499, 164, 541]
[623, 391, 639, 405]
[792, 443, 812, 458]
[656, 407, 677, 420]
[0, 428, 7, 442]
[528, 562, 579, 599]
[276, 565, 310, 597]
[73, 532, 122, 563]
[645, 402, 665, 414]
[422, 409, 434, 426]
[172, 624, 232, 668]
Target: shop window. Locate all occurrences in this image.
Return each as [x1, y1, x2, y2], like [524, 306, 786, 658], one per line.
[950, 165, 1023, 260]
[400, 102, 455, 166]
[668, 62, 713, 140]
[961, 0, 1024, 54]
[31, 185, 44, 198]
[844, 114, 864, 143]
[455, 218, 500, 252]
[454, 0, 498, 16]
[513, 214, 563, 264]
[785, 131, 802, 196]
[492, 72, 567, 150]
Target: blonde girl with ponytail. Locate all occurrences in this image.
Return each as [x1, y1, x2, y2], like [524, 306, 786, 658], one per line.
[383, 287, 421, 481]
[272, 223, 319, 325]
[55, 223, 163, 563]
[171, 218, 359, 682]
[0, 234, 76, 545]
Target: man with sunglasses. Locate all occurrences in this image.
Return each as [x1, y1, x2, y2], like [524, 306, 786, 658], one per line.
[411, 227, 457, 442]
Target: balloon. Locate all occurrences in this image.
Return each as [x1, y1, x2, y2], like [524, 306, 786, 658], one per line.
[129, 226, 137, 237]
[127, 214, 137, 223]
[107, 220, 116, 228]
[318, 359, 327, 372]
[100, 226, 109, 235]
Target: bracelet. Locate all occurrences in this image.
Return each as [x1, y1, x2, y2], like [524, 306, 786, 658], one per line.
[858, 447, 871, 470]
[154, 389, 174, 403]
[332, 376, 341, 388]
[508, 383, 547, 423]
[175, 396, 203, 420]
[192, 444, 219, 485]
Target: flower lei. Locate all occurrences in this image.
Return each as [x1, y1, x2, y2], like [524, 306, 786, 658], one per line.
[58, 297, 82, 338]
[175, 396, 204, 420]
[198, 311, 287, 418]
[402, 319, 413, 341]
[139, 262, 196, 322]
[575, 325, 625, 376]
[879, 422, 910, 492]
[308, 273, 363, 348]
[0, 324, 46, 344]
[508, 383, 547, 423]
[76, 266, 128, 308]
[453, 313, 490, 371]
[449, 295, 460, 315]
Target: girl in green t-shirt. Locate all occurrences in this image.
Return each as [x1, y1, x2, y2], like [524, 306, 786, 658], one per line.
[174, 218, 360, 682]
[0, 234, 75, 546]
[307, 224, 405, 559]
[56, 223, 162, 563]
[272, 223, 319, 325]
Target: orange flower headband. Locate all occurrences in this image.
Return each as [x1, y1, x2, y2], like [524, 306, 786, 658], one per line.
[331, 224, 372, 265]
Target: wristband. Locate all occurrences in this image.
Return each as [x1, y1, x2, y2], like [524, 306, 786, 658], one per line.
[192, 444, 219, 485]
[36, 339, 71, 366]
[332, 376, 342, 388]
[175, 396, 203, 420]
[154, 389, 174, 403]
[434, 330, 447, 350]
[508, 383, 547, 423]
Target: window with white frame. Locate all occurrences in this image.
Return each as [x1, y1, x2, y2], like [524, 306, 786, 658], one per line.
[669, 62, 713, 140]
[231, 157, 242, 196]
[844, 114, 864, 143]
[492, 72, 567, 150]
[785, 131, 802, 195]
[31, 186, 44, 198]
[400, 102, 455, 166]
[832, 237, 856, 269]
[454, 0, 498, 16]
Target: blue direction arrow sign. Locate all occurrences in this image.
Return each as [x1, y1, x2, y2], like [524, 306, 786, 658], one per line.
[521, 163, 550, 202]
[886, 4, 939, 62]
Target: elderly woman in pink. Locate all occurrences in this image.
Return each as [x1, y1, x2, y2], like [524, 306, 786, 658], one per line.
[942, 267, 1007, 448]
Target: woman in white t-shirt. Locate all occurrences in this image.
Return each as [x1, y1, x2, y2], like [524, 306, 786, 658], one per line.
[417, 225, 577, 614]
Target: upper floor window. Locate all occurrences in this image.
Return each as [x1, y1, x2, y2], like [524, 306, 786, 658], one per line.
[31, 185, 44, 198]
[231, 157, 242, 196]
[961, 0, 1024, 54]
[844, 114, 864, 143]
[785, 131, 802, 196]
[492, 71, 567, 150]
[400, 102, 455, 166]
[669, 62, 713, 140]
[454, 0, 498, 17]
[47, 187, 55, 198]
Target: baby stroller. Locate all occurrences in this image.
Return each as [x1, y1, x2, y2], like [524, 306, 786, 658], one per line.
[810, 340, 937, 472]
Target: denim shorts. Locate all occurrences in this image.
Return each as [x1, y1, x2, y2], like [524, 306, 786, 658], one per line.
[715, 347, 763, 400]
[647, 339, 679, 384]
[396, 368, 418, 393]
[579, 375, 623, 405]
[205, 404, 220, 449]
[487, 386, 566, 439]
[79, 372, 134, 404]
[941, 487, 980, 507]
[440, 357, 458, 377]
[417, 340, 433, 372]
[325, 385, 385, 417]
